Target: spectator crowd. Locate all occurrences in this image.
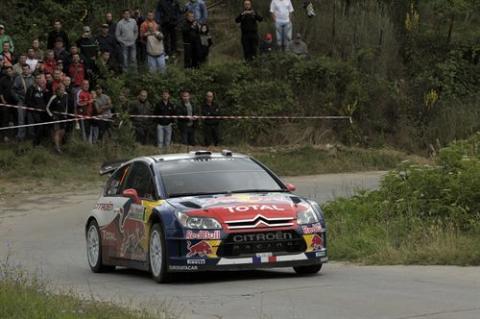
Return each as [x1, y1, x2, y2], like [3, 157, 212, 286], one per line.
[0, 0, 312, 153]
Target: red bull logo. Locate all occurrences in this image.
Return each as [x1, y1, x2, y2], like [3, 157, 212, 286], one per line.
[311, 234, 323, 251]
[186, 240, 212, 257]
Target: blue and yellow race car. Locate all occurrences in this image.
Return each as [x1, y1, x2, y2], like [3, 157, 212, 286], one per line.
[85, 150, 327, 283]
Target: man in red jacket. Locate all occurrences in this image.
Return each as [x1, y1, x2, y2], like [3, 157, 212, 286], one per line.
[76, 80, 94, 142]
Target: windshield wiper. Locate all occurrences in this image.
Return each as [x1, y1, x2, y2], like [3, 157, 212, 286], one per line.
[229, 189, 285, 194]
[168, 191, 226, 198]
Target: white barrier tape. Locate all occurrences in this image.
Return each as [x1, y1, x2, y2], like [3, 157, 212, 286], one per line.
[129, 114, 353, 122]
[1, 102, 353, 123]
[0, 118, 78, 131]
[0, 102, 114, 122]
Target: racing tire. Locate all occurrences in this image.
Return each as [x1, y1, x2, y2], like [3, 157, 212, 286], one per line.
[293, 264, 322, 275]
[148, 223, 171, 283]
[86, 220, 115, 273]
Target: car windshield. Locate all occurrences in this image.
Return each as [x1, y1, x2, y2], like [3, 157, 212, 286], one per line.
[156, 157, 284, 198]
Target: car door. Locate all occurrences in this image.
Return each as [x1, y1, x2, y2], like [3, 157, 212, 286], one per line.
[97, 163, 132, 261]
[116, 161, 157, 262]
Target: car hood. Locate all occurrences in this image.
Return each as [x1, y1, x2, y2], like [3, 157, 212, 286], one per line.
[167, 193, 311, 231]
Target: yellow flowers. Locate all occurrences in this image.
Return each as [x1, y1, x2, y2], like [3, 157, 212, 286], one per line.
[405, 2, 420, 32]
[424, 89, 439, 110]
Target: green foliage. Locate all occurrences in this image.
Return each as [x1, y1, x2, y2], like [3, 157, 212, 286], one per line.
[323, 134, 480, 265]
[0, 262, 176, 319]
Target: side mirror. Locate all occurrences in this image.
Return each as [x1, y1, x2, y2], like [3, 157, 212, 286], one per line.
[286, 183, 296, 192]
[123, 188, 141, 204]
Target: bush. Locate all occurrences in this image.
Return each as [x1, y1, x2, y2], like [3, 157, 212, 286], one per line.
[323, 134, 480, 265]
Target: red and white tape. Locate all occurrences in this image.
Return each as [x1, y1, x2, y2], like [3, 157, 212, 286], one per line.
[0, 103, 114, 122]
[0, 102, 352, 131]
[0, 118, 78, 131]
[130, 114, 353, 121]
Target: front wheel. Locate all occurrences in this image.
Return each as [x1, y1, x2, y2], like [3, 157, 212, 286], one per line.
[149, 224, 171, 283]
[293, 264, 322, 275]
[86, 220, 115, 273]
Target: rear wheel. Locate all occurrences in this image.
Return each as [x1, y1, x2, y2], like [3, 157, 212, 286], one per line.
[86, 220, 115, 273]
[293, 264, 322, 275]
[149, 224, 171, 283]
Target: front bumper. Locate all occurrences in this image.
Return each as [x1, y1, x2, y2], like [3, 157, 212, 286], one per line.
[165, 225, 327, 272]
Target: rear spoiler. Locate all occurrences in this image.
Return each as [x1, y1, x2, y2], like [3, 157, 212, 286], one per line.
[99, 159, 128, 176]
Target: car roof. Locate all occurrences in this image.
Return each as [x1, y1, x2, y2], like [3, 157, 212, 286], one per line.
[129, 151, 250, 165]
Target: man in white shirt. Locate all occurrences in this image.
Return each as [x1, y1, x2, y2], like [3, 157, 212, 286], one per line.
[26, 48, 39, 72]
[270, 0, 294, 50]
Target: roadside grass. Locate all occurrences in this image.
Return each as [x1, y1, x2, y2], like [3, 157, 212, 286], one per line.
[323, 134, 480, 266]
[0, 261, 176, 319]
[0, 141, 425, 196]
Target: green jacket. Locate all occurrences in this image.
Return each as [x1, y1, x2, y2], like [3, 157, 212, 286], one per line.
[0, 35, 14, 52]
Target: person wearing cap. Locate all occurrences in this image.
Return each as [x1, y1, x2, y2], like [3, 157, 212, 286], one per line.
[76, 26, 99, 68]
[288, 32, 309, 58]
[0, 24, 14, 53]
[96, 23, 121, 67]
[116, 9, 139, 72]
[235, 0, 263, 61]
[259, 33, 275, 55]
[270, 0, 294, 50]
[47, 20, 70, 50]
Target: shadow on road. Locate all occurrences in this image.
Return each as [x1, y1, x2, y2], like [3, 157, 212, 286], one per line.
[111, 268, 323, 285]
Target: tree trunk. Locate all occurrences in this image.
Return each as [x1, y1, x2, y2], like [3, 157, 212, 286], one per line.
[447, 13, 455, 45]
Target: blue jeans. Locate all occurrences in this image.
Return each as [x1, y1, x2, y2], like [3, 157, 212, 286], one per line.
[157, 124, 172, 148]
[121, 44, 137, 72]
[275, 21, 293, 49]
[147, 54, 166, 73]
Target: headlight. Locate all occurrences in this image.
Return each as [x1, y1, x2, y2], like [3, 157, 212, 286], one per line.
[175, 211, 222, 229]
[297, 206, 319, 225]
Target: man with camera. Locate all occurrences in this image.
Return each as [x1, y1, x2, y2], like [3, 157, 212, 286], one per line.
[236, 0, 264, 61]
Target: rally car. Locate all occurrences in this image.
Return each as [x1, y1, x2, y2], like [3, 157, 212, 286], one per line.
[85, 150, 327, 283]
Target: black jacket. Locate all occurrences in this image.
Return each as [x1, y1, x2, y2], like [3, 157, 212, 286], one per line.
[182, 20, 200, 45]
[154, 100, 175, 126]
[156, 0, 182, 26]
[201, 102, 220, 126]
[96, 34, 119, 56]
[47, 94, 72, 119]
[176, 101, 198, 128]
[235, 11, 263, 35]
[25, 86, 51, 110]
[47, 30, 70, 49]
[0, 73, 15, 104]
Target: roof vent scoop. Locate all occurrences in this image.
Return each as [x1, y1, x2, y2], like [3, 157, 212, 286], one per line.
[190, 150, 212, 156]
[222, 150, 233, 157]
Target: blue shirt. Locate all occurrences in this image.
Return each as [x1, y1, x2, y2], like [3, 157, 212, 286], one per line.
[185, 0, 208, 24]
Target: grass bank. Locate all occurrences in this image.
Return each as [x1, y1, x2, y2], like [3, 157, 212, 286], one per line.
[0, 140, 425, 196]
[0, 264, 176, 319]
[323, 134, 480, 265]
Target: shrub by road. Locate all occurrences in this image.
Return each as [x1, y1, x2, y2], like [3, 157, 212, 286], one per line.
[324, 133, 480, 265]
